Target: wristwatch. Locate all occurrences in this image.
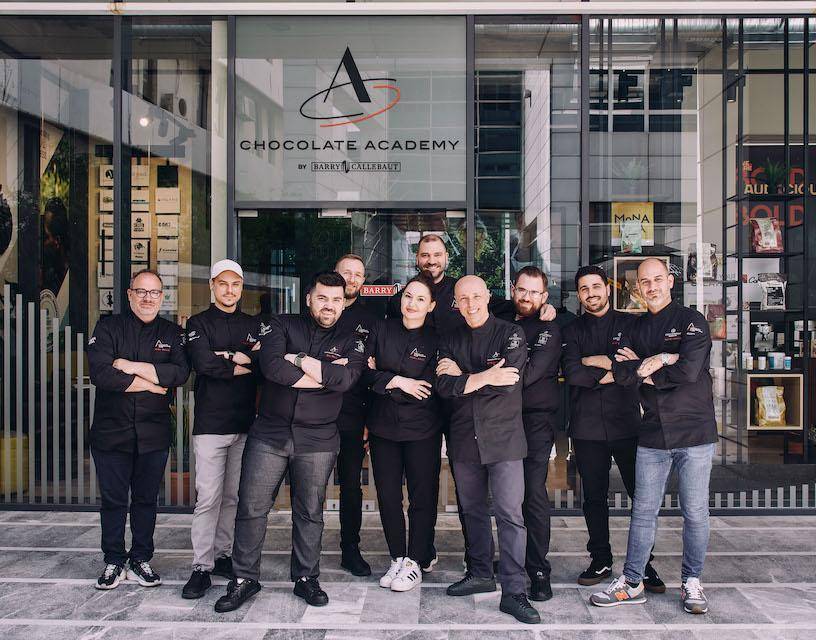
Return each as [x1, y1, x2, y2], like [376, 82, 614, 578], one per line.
[294, 352, 307, 368]
[660, 352, 671, 365]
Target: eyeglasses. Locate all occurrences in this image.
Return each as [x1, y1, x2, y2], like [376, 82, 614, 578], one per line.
[131, 288, 162, 299]
[514, 287, 543, 298]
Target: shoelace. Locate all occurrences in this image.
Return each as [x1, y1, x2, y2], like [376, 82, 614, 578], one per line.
[103, 564, 119, 579]
[684, 579, 704, 599]
[605, 576, 628, 594]
[510, 593, 531, 608]
[135, 561, 155, 577]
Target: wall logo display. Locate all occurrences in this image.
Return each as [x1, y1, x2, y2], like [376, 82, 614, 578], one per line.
[300, 47, 400, 129]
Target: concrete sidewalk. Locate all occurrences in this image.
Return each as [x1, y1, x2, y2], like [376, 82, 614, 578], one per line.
[0, 510, 815, 639]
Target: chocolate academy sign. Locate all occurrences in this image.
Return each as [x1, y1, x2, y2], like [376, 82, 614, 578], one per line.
[235, 21, 467, 204]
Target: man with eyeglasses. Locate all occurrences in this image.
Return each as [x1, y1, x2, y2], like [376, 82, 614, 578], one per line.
[493, 266, 561, 603]
[182, 260, 261, 599]
[87, 269, 190, 590]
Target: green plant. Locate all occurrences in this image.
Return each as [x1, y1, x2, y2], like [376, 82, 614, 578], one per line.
[762, 157, 786, 194]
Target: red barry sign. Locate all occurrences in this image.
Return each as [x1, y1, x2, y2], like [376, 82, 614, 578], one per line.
[361, 283, 400, 297]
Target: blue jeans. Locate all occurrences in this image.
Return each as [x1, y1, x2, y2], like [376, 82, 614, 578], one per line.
[623, 443, 715, 583]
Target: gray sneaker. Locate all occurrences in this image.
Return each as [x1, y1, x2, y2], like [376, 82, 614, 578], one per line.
[681, 577, 708, 614]
[589, 575, 646, 607]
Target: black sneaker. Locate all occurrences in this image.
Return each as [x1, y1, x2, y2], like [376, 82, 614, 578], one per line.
[293, 576, 329, 606]
[182, 566, 212, 599]
[529, 571, 553, 602]
[95, 563, 125, 590]
[577, 558, 613, 586]
[446, 573, 497, 597]
[214, 578, 262, 613]
[500, 592, 541, 624]
[212, 556, 234, 579]
[643, 562, 666, 594]
[127, 559, 161, 587]
[340, 546, 371, 577]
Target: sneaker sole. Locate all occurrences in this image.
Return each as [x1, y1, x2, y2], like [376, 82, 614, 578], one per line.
[126, 570, 162, 587]
[182, 586, 210, 599]
[446, 584, 497, 597]
[578, 571, 612, 586]
[684, 603, 708, 614]
[391, 579, 421, 592]
[214, 583, 262, 613]
[379, 578, 395, 588]
[590, 597, 647, 607]
[499, 605, 541, 624]
[94, 576, 122, 590]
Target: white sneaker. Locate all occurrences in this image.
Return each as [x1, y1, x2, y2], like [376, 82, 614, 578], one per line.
[390, 558, 422, 592]
[379, 557, 404, 588]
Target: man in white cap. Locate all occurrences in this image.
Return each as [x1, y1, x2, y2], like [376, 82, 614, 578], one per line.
[182, 259, 262, 599]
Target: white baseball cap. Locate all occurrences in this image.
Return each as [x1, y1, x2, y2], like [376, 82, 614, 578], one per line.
[211, 259, 244, 280]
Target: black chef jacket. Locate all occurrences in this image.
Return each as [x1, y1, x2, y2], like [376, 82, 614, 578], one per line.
[387, 274, 466, 335]
[612, 300, 718, 450]
[253, 312, 367, 453]
[493, 302, 562, 453]
[561, 309, 642, 442]
[88, 310, 190, 454]
[334, 298, 380, 432]
[186, 305, 260, 436]
[366, 318, 441, 442]
[436, 314, 528, 464]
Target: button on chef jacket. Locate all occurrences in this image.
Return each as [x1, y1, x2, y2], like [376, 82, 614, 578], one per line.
[612, 300, 718, 450]
[185, 304, 261, 436]
[333, 299, 380, 431]
[87, 309, 190, 454]
[253, 313, 367, 453]
[436, 314, 528, 464]
[365, 318, 441, 441]
[561, 309, 642, 442]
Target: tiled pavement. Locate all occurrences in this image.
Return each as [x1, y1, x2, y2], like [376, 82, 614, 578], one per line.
[0, 510, 815, 639]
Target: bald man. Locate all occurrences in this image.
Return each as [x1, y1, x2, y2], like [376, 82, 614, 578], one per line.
[435, 276, 539, 624]
[590, 257, 717, 616]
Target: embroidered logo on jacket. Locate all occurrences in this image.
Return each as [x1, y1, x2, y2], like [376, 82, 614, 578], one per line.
[324, 346, 342, 360]
[154, 339, 171, 352]
[354, 339, 365, 353]
[355, 323, 370, 336]
[259, 322, 272, 336]
[686, 322, 703, 335]
[241, 332, 258, 346]
[507, 332, 522, 350]
[664, 328, 682, 341]
[88, 336, 97, 345]
[486, 351, 502, 365]
[611, 331, 622, 347]
[409, 347, 427, 361]
[536, 331, 552, 347]
[187, 330, 200, 342]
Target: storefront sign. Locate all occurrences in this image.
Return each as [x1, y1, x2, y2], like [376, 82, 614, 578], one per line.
[611, 202, 654, 247]
[235, 16, 466, 203]
[361, 283, 400, 297]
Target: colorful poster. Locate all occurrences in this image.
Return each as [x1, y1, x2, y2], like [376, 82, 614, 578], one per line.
[611, 202, 654, 248]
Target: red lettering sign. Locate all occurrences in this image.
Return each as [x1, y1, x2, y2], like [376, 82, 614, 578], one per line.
[361, 284, 401, 297]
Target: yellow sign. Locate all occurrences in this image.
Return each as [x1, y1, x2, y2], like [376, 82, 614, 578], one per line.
[611, 202, 654, 248]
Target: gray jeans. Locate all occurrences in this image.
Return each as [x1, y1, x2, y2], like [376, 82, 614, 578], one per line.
[190, 433, 247, 570]
[232, 436, 337, 582]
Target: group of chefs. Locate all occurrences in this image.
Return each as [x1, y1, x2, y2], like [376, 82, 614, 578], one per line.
[86, 232, 718, 623]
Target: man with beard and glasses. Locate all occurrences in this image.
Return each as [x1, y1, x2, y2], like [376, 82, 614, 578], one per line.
[214, 272, 367, 613]
[591, 258, 716, 615]
[492, 266, 561, 603]
[88, 269, 190, 590]
[333, 254, 379, 577]
[182, 260, 260, 599]
[562, 265, 663, 593]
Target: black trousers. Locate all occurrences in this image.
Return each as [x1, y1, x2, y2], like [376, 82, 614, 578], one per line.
[523, 440, 554, 579]
[573, 437, 638, 564]
[369, 432, 441, 565]
[337, 427, 366, 550]
[91, 445, 168, 566]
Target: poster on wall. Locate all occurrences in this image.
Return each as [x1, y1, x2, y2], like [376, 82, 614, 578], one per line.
[99, 289, 114, 312]
[611, 202, 654, 251]
[132, 163, 150, 187]
[99, 165, 114, 187]
[160, 288, 178, 312]
[613, 255, 670, 313]
[131, 213, 151, 239]
[155, 187, 180, 214]
[156, 215, 179, 236]
[99, 189, 114, 212]
[131, 188, 150, 212]
[157, 238, 179, 261]
[131, 239, 149, 262]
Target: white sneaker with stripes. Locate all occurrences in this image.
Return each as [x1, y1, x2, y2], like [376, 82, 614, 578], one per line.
[390, 558, 422, 592]
[380, 557, 405, 588]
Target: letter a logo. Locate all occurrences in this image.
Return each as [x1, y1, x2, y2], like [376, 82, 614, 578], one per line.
[325, 47, 370, 104]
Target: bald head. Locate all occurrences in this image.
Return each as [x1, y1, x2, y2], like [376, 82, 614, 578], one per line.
[636, 257, 674, 313]
[455, 275, 491, 328]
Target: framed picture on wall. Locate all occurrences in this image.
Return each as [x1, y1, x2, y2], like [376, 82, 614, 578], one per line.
[99, 165, 114, 187]
[156, 215, 179, 236]
[613, 255, 670, 313]
[99, 189, 114, 211]
[131, 239, 149, 262]
[131, 213, 151, 238]
[157, 238, 179, 261]
[132, 163, 150, 187]
[131, 188, 150, 212]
